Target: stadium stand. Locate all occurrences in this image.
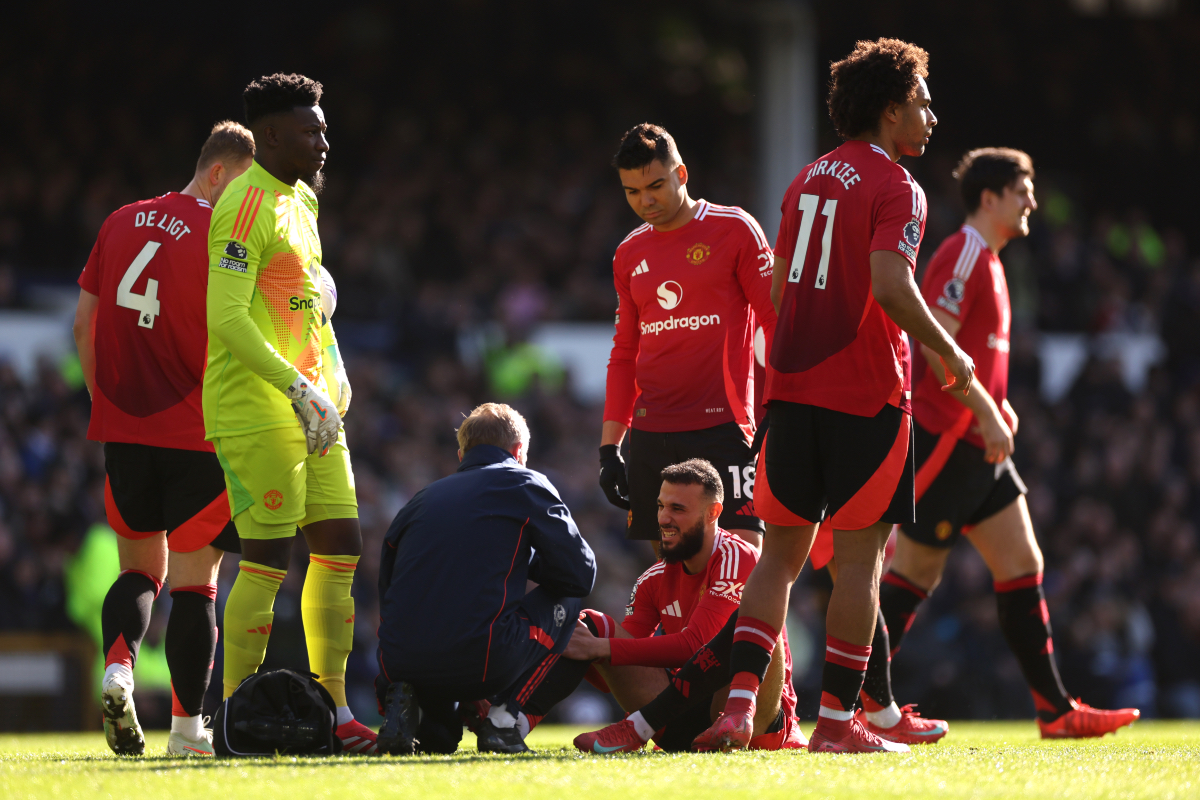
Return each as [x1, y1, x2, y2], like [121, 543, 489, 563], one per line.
[2, 2, 1199, 728]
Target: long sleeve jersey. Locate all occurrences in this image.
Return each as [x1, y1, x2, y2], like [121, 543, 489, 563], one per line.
[603, 200, 777, 438]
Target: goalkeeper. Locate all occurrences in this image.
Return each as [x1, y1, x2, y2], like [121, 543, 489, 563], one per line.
[203, 73, 374, 754]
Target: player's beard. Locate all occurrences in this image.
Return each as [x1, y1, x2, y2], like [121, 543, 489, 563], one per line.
[303, 169, 325, 196]
[660, 518, 705, 564]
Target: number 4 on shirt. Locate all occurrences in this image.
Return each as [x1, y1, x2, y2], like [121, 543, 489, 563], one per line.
[116, 241, 162, 329]
[787, 193, 838, 290]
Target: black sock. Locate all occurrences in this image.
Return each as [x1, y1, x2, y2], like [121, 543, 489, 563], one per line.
[101, 571, 159, 674]
[994, 574, 1072, 720]
[816, 635, 870, 730]
[641, 613, 738, 731]
[860, 607, 894, 711]
[166, 586, 217, 717]
[879, 570, 927, 655]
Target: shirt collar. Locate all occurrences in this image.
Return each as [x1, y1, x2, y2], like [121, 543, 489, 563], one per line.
[249, 160, 297, 197]
[457, 444, 518, 472]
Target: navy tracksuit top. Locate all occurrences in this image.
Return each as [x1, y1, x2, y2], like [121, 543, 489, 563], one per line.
[377, 444, 597, 685]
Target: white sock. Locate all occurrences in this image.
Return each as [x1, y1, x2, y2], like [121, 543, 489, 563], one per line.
[488, 703, 518, 729]
[627, 711, 654, 742]
[336, 706, 354, 727]
[171, 713, 205, 739]
[517, 713, 531, 738]
[103, 663, 133, 690]
[866, 702, 902, 729]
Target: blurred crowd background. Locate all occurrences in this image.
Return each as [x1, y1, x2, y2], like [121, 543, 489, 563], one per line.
[3, 0, 1200, 728]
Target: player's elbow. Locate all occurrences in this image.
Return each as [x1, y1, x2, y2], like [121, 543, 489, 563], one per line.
[871, 276, 906, 316]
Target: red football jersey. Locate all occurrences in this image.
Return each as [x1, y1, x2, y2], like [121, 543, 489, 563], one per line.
[913, 225, 1012, 448]
[767, 141, 928, 417]
[78, 193, 213, 451]
[612, 529, 796, 717]
[604, 200, 777, 437]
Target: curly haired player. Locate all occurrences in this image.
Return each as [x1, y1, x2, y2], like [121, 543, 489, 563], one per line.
[696, 38, 976, 754]
[204, 73, 374, 753]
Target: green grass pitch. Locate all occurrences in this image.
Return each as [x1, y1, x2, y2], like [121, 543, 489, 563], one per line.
[2, 723, 1197, 799]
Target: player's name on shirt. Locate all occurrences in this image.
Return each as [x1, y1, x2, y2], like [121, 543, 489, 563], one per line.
[131, 208, 196, 241]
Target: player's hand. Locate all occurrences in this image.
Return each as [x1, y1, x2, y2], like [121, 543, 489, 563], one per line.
[939, 346, 975, 397]
[599, 444, 631, 510]
[284, 374, 342, 457]
[563, 620, 607, 661]
[979, 410, 1015, 464]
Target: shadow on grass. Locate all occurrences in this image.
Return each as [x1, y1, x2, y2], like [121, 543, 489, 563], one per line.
[24, 748, 649, 771]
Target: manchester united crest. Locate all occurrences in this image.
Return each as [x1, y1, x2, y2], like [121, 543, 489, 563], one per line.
[685, 242, 711, 264]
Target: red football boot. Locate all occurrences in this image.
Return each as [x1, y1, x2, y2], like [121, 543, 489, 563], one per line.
[857, 705, 948, 745]
[747, 716, 808, 750]
[336, 718, 379, 754]
[808, 718, 910, 754]
[1037, 700, 1140, 739]
[692, 710, 754, 752]
[574, 719, 648, 755]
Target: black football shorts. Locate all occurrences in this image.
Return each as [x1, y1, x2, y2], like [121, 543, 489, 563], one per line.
[104, 442, 240, 553]
[626, 422, 764, 541]
[902, 422, 1027, 549]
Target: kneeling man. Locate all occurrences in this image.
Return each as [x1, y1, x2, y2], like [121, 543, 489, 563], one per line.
[518, 460, 803, 752]
[375, 403, 596, 754]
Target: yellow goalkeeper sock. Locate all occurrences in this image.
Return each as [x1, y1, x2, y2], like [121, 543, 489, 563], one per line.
[222, 561, 287, 699]
[302, 554, 359, 708]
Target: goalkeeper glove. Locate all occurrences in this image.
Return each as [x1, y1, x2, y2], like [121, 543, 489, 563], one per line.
[321, 343, 352, 417]
[598, 444, 630, 510]
[284, 374, 341, 456]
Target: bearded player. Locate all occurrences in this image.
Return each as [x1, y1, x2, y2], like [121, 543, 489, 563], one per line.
[854, 148, 1140, 742]
[204, 73, 373, 753]
[500, 460, 801, 752]
[600, 124, 776, 555]
[73, 122, 254, 756]
[696, 39, 976, 754]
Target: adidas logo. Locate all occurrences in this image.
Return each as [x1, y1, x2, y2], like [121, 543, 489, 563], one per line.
[661, 600, 682, 617]
[246, 624, 273, 634]
[735, 500, 757, 516]
[633, 259, 650, 276]
[345, 615, 355, 624]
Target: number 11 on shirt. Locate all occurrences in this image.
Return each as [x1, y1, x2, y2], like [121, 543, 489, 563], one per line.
[787, 193, 838, 290]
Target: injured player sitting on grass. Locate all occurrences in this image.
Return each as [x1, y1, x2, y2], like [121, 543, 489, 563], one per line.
[513, 459, 805, 752]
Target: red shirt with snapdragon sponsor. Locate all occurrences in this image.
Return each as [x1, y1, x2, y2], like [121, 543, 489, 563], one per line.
[767, 141, 928, 417]
[612, 529, 796, 716]
[604, 200, 777, 437]
[913, 225, 1012, 448]
[78, 193, 213, 451]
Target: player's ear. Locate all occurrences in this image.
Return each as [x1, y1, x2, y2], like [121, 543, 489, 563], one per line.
[676, 163, 689, 186]
[708, 500, 722, 523]
[208, 162, 225, 187]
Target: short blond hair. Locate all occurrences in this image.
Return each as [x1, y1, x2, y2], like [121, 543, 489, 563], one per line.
[196, 120, 255, 171]
[456, 403, 530, 454]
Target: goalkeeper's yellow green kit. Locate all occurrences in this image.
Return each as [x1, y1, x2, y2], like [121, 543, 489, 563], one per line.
[206, 160, 359, 708]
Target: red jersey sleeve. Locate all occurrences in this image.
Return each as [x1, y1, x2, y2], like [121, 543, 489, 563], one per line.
[733, 214, 777, 356]
[619, 564, 661, 639]
[603, 249, 639, 427]
[869, 172, 926, 268]
[610, 538, 753, 668]
[921, 236, 979, 323]
[78, 223, 105, 295]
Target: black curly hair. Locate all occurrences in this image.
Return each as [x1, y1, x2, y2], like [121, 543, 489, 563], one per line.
[827, 39, 929, 140]
[243, 73, 323, 126]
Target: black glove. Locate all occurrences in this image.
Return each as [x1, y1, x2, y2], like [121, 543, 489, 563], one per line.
[598, 444, 631, 510]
